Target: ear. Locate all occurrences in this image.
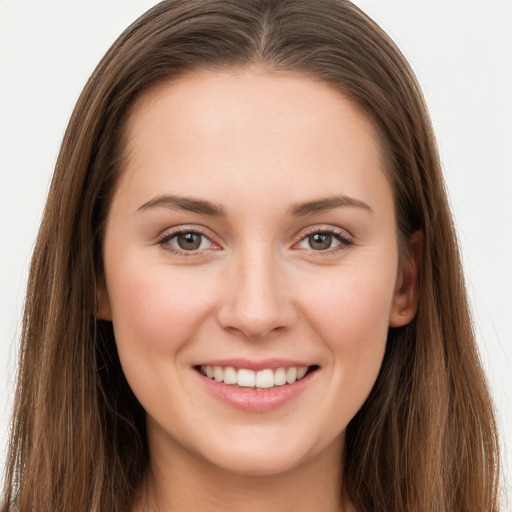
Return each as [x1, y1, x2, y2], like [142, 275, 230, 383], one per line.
[389, 231, 423, 327]
[96, 274, 112, 321]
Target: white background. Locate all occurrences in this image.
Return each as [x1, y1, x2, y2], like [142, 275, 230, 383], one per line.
[1, 0, 511, 503]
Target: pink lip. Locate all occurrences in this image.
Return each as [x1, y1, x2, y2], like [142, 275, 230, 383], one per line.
[194, 367, 318, 413]
[194, 358, 312, 371]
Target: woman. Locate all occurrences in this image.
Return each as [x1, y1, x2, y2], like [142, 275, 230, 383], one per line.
[1, 1, 501, 511]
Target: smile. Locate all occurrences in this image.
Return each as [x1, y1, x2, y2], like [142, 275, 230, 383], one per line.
[199, 365, 312, 389]
[195, 363, 319, 412]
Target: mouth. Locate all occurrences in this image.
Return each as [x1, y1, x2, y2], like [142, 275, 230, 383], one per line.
[195, 364, 319, 391]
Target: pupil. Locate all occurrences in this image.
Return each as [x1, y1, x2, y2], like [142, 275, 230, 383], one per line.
[309, 233, 332, 250]
[178, 233, 201, 250]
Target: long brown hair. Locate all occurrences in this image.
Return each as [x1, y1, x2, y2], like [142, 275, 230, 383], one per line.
[2, 1, 500, 511]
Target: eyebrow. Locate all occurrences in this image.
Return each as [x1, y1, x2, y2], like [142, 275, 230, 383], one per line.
[288, 195, 373, 216]
[136, 194, 226, 216]
[135, 193, 371, 217]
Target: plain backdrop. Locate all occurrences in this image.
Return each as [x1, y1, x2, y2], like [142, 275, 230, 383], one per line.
[1, 0, 511, 502]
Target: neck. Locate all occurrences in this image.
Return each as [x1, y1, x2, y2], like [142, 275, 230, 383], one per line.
[133, 432, 353, 512]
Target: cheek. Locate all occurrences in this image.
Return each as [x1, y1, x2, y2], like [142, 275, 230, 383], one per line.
[298, 270, 393, 431]
[106, 263, 215, 361]
[300, 267, 395, 345]
[296, 263, 395, 393]
[105, 263, 221, 421]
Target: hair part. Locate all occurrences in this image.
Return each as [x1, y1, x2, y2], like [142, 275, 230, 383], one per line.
[2, 1, 500, 511]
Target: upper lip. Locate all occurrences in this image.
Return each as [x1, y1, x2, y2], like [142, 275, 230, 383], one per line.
[193, 358, 315, 371]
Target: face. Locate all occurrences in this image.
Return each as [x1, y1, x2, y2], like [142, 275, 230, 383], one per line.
[100, 68, 417, 476]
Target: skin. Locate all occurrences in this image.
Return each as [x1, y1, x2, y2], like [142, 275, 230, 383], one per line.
[99, 67, 419, 512]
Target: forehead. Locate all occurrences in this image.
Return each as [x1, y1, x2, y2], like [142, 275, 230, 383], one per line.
[115, 67, 392, 218]
[125, 67, 381, 149]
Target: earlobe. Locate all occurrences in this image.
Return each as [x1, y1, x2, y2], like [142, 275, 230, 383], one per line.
[96, 275, 112, 321]
[389, 231, 423, 327]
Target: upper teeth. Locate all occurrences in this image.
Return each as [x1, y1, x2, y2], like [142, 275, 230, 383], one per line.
[200, 365, 309, 388]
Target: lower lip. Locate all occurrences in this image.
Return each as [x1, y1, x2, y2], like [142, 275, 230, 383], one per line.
[196, 369, 317, 412]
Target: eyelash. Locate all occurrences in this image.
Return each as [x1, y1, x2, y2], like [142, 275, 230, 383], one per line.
[157, 227, 218, 256]
[295, 227, 354, 256]
[156, 227, 354, 256]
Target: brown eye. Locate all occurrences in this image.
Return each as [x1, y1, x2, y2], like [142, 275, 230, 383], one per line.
[177, 232, 202, 250]
[296, 229, 351, 253]
[159, 230, 214, 252]
[308, 233, 334, 250]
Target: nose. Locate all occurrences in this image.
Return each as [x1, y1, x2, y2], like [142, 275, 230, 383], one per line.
[216, 248, 297, 340]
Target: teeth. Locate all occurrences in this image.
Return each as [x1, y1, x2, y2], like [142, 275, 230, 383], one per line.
[214, 366, 224, 382]
[223, 366, 237, 385]
[297, 366, 308, 379]
[237, 368, 256, 387]
[255, 369, 274, 388]
[200, 365, 311, 388]
[286, 367, 297, 384]
[274, 367, 287, 386]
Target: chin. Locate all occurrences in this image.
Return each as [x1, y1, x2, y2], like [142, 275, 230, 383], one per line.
[187, 426, 344, 477]
[205, 449, 313, 477]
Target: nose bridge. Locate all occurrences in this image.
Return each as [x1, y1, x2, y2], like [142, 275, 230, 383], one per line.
[218, 241, 294, 339]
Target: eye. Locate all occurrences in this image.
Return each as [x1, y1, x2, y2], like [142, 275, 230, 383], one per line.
[295, 229, 353, 252]
[302, 232, 339, 251]
[158, 230, 215, 252]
